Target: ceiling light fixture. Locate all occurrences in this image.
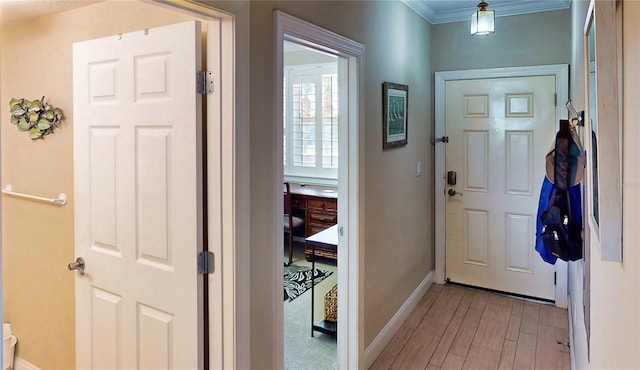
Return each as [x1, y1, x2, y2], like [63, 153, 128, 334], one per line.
[470, 1, 495, 36]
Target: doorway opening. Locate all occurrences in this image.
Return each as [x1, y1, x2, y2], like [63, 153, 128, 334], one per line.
[275, 11, 364, 370]
[282, 39, 340, 369]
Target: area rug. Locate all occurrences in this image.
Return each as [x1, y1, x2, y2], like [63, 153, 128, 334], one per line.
[284, 264, 333, 302]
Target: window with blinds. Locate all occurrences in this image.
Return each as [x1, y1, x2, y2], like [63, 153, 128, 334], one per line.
[284, 63, 338, 182]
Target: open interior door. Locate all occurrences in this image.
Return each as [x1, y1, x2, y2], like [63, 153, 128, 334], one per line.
[72, 20, 204, 368]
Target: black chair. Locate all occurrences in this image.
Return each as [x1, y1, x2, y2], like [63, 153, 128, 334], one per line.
[284, 182, 304, 265]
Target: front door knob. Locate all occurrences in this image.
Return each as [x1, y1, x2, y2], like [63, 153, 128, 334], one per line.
[68, 257, 85, 275]
[448, 189, 463, 197]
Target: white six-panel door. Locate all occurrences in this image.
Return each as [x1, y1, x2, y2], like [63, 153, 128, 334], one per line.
[445, 76, 556, 300]
[73, 21, 203, 369]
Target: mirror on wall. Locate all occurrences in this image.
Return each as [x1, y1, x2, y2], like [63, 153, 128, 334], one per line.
[587, 18, 599, 228]
[583, 3, 596, 358]
[584, 0, 623, 262]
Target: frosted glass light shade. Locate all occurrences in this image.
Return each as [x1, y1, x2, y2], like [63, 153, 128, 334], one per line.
[471, 9, 495, 35]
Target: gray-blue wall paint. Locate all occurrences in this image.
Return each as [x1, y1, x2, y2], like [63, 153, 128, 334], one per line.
[432, 9, 571, 73]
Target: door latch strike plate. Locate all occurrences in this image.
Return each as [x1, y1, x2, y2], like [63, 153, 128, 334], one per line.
[198, 251, 214, 274]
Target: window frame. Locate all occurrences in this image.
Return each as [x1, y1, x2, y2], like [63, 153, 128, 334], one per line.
[283, 62, 339, 185]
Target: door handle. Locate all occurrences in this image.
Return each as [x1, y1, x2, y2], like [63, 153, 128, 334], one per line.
[68, 257, 85, 275]
[448, 189, 463, 197]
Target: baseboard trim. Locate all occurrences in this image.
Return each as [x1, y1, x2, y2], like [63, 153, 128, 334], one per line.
[364, 270, 434, 369]
[568, 295, 576, 370]
[14, 357, 40, 370]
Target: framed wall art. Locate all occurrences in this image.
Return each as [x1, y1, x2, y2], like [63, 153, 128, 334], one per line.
[382, 82, 408, 149]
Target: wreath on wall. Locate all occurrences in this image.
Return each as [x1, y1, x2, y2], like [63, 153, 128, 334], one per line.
[9, 97, 64, 140]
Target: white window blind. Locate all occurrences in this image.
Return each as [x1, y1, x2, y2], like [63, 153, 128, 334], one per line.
[284, 63, 338, 183]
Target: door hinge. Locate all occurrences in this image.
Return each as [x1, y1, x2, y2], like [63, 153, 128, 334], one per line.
[197, 71, 214, 94]
[554, 93, 557, 107]
[198, 251, 214, 274]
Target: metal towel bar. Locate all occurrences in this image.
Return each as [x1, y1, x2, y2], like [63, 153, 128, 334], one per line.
[2, 184, 67, 205]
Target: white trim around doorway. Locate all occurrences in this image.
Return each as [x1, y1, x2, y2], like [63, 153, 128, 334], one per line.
[152, 1, 244, 368]
[275, 11, 365, 369]
[434, 64, 569, 308]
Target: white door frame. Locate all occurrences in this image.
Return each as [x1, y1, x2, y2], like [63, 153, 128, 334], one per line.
[274, 11, 365, 369]
[434, 64, 569, 308]
[151, 2, 240, 368]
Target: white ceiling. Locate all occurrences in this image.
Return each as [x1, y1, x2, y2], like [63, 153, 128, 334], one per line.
[402, 0, 571, 24]
[0, 0, 571, 26]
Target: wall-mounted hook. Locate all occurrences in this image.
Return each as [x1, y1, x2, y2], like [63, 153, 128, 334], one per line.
[432, 136, 449, 144]
[566, 100, 584, 126]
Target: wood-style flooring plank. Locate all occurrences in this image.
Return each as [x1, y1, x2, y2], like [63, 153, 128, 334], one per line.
[404, 289, 440, 329]
[469, 291, 490, 311]
[471, 301, 511, 351]
[513, 332, 537, 370]
[462, 344, 501, 370]
[454, 291, 475, 318]
[369, 326, 414, 370]
[535, 325, 571, 370]
[390, 319, 448, 370]
[424, 286, 465, 325]
[441, 354, 465, 370]
[498, 340, 517, 370]
[487, 293, 514, 307]
[520, 302, 541, 335]
[539, 304, 568, 330]
[430, 316, 464, 366]
[448, 308, 482, 357]
[505, 300, 524, 341]
[426, 365, 442, 370]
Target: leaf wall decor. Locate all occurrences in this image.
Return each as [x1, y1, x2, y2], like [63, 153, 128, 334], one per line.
[9, 97, 64, 140]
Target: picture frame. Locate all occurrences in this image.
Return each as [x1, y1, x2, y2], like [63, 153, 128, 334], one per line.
[382, 82, 408, 149]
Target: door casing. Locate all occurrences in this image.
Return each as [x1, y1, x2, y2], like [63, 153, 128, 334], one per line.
[435, 64, 570, 308]
[274, 10, 365, 370]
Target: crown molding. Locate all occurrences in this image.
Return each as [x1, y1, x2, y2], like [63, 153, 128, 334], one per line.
[402, 0, 571, 25]
[401, 0, 437, 23]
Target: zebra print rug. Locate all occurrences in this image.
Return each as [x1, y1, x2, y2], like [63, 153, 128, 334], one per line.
[283, 264, 333, 302]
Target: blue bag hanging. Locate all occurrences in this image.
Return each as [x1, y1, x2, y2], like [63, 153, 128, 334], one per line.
[538, 120, 583, 262]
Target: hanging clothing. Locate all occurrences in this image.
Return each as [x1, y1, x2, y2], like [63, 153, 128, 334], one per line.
[535, 177, 582, 264]
[536, 120, 584, 264]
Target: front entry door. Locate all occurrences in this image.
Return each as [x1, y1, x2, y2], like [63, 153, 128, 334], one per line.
[445, 76, 556, 300]
[73, 21, 204, 368]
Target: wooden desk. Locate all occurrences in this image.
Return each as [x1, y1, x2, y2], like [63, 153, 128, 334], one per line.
[288, 183, 338, 261]
[306, 224, 338, 337]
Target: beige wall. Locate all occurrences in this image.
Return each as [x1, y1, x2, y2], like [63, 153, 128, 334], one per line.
[247, 1, 433, 365]
[0, 2, 197, 367]
[569, 0, 640, 368]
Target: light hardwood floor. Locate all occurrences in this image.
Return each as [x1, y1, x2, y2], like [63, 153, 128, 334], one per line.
[370, 284, 571, 370]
